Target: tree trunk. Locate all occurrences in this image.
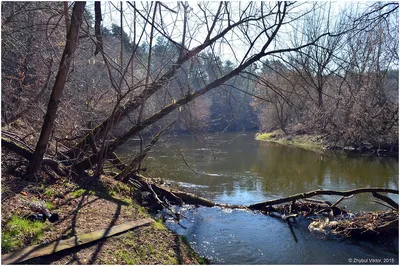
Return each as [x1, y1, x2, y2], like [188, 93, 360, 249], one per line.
[27, 2, 86, 176]
[65, 11, 271, 159]
[317, 87, 323, 108]
[72, 56, 267, 174]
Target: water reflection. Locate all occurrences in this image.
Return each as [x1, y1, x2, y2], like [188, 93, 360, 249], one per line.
[118, 133, 398, 210]
[117, 133, 399, 264]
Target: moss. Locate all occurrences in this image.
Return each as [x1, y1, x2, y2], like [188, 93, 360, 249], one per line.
[114, 249, 138, 264]
[113, 182, 130, 194]
[110, 230, 176, 264]
[121, 197, 133, 206]
[1, 215, 49, 252]
[136, 205, 147, 215]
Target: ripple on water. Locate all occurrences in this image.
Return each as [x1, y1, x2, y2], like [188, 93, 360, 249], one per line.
[177, 182, 209, 189]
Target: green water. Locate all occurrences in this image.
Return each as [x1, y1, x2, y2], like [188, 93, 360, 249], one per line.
[117, 132, 399, 264]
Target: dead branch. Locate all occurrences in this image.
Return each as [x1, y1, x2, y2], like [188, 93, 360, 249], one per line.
[114, 121, 175, 182]
[248, 188, 399, 210]
[372, 192, 399, 210]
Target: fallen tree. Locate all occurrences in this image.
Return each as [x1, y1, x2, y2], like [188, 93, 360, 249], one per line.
[127, 173, 398, 239]
[247, 188, 399, 210]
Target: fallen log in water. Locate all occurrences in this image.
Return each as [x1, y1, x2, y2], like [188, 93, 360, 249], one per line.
[247, 188, 399, 211]
[127, 174, 398, 239]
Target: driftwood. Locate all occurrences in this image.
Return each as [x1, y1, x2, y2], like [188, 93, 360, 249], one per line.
[372, 192, 399, 209]
[1, 218, 153, 265]
[134, 174, 246, 210]
[327, 211, 399, 238]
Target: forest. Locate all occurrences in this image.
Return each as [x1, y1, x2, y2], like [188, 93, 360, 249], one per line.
[1, 1, 399, 265]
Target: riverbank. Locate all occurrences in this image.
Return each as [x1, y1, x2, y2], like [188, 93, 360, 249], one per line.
[1, 151, 207, 264]
[255, 130, 326, 152]
[255, 130, 399, 157]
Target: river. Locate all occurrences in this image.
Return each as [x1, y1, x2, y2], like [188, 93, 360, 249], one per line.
[117, 132, 399, 264]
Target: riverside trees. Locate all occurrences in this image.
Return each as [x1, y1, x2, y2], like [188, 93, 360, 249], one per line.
[251, 2, 399, 150]
[1, 1, 398, 181]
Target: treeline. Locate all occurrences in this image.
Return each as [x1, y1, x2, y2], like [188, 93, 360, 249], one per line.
[251, 3, 399, 150]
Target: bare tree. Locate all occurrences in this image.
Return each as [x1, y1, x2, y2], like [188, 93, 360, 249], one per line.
[66, 2, 350, 176]
[27, 2, 86, 176]
[5, 1, 394, 183]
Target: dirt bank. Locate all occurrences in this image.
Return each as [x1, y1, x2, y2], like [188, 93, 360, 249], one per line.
[1, 150, 207, 264]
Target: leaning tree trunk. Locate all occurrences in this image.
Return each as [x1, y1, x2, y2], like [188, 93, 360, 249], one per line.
[27, 2, 86, 176]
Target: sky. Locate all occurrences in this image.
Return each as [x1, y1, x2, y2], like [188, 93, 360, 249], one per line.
[90, 1, 379, 65]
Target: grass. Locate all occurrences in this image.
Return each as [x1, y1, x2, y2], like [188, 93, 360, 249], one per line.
[1, 171, 205, 264]
[152, 218, 167, 231]
[108, 230, 177, 265]
[105, 182, 130, 198]
[136, 205, 147, 215]
[121, 197, 133, 206]
[44, 188, 56, 198]
[114, 249, 138, 264]
[45, 201, 55, 210]
[256, 130, 325, 152]
[112, 182, 131, 194]
[255, 131, 282, 141]
[1, 215, 49, 253]
[71, 188, 95, 198]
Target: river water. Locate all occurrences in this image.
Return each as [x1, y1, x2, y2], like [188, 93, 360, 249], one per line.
[117, 133, 399, 264]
